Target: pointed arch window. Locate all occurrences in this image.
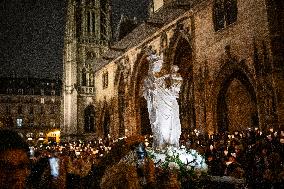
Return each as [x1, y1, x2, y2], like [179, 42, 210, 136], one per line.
[82, 68, 87, 86]
[224, 0, 238, 25]
[87, 11, 91, 33]
[102, 71, 108, 89]
[92, 11, 96, 34]
[89, 69, 94, 86]
[213, 0, 238, 31]
[84, 105, 95, 133]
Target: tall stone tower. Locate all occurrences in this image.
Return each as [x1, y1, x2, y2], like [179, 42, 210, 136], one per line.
[62, 0, 111, 137]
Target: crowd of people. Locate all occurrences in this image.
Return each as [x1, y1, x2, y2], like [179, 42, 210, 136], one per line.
[180, 128, 284, 188]
[0, 127, 283, 189]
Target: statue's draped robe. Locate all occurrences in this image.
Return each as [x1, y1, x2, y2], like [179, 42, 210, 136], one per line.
[143, 55, 182, 148]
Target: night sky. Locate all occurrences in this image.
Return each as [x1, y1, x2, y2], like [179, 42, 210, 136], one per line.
[0, 0, 149, 79]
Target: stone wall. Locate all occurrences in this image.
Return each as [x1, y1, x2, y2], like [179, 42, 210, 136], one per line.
[90, 0, 282, 139]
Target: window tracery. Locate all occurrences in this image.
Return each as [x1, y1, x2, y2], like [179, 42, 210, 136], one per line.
[213, 0, 237, 31]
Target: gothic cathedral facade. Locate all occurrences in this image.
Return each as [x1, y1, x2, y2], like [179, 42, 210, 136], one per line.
[62, 0, 111, 137]
[62, 0, 283, 139]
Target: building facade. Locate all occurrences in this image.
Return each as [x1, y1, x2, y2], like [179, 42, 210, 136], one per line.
[0, 77, 62, 143]
[63, 0, 283, 139]
[63, 0, 112, 138]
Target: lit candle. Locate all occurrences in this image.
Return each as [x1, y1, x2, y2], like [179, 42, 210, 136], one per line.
[210, 145, 214, 151]
[224, 150, 228, 156]
[274, 132, 277, 137]
[145, 141, 149, 147]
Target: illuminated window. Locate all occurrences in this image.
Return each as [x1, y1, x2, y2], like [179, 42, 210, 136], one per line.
[26, 133, 33, 138]
[17, 118, 23, 127]
[50, 119, 55, 127]
[7, 88, 12, 94]
[29, 119, 34, 127]
[18, 89, 23, 95]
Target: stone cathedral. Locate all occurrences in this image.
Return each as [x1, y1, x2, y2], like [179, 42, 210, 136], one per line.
[62, 0, 283, 140]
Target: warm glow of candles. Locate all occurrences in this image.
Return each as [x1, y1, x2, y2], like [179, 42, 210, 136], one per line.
[224, 150, 228, 156]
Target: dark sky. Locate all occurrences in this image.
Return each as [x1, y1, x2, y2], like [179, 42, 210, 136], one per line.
[0, 0, 149, 79]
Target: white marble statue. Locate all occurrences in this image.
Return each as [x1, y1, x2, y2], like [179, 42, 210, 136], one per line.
[143, 53, 183, 149]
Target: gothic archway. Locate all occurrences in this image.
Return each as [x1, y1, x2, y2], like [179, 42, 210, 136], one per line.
[131, 52, 151, 135]
[214, 61, 259, 132]
[171, 35, 196, 131]
[118, 74, 126, 137]
[84, 105, 95, 132]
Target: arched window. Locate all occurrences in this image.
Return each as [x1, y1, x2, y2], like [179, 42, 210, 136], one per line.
[102, 71, 108, 89]
[92, 12, 96, 34]
[84, 105, 95, 132]
[87, 11, 91, 33]
[89, 69, 94, 86]
[82, 68, 87, 86]
[213, 0, 225, 31]
[224, 0, 238, 25]
[213, 0, 238, 31]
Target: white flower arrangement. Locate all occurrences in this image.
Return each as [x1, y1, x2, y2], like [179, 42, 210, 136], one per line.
[146, 145, 208, 179]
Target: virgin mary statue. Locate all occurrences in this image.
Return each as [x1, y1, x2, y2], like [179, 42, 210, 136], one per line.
[143, 53, 182, 149]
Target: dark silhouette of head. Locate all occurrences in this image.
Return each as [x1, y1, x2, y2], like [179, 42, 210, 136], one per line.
[0, 129, 30, 189]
